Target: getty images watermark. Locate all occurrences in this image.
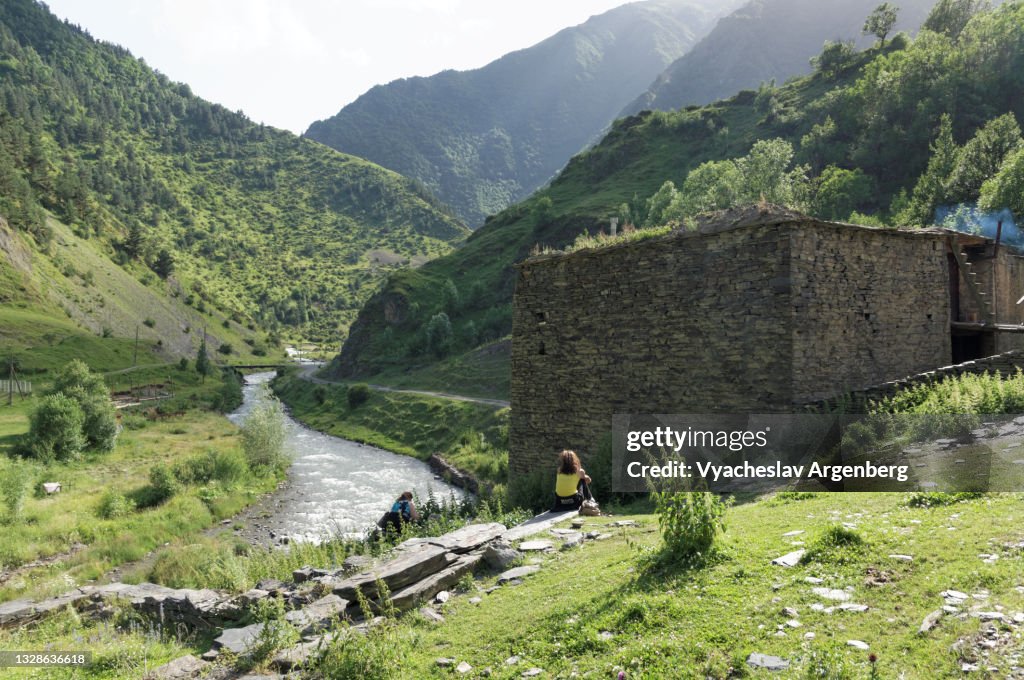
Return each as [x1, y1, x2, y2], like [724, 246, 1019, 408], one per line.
[611, 413, 1024, 493]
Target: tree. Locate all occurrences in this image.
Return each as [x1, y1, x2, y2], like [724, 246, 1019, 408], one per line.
[124, 220, 144, 258]
[980, 148, 1024, 221]
[241, 388, 289, 472]
[812, 166, 875, 221]
[1, 459, 33, 523]
[152, 248, 174, 279]
[923, 0, 989, 40]
[812, 40, 856, 78]
[679, 160, 743, 215]
[897, 115, 958, 225]
[195, 336, 211, 383]
[945, 113, 1022, 203]
[739, 139, 808, 207]
[863, 3, 900, 47]
[644, 181, 682, 227]
[25, 393, 86, 462]
[45, 360, 117, 452]
[425, 312, 453, 358]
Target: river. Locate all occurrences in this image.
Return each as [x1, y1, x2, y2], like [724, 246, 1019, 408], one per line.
[227, 372, 466, 544]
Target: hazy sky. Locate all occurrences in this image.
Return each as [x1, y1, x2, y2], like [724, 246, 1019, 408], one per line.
[45, 0, 628, 134]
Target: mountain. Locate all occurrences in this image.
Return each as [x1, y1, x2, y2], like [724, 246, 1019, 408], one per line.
[330, 0, 1024, 390]
[0, 0, 468, 353]
[304, 0, 738, 227]
[621, 0, 938, 117]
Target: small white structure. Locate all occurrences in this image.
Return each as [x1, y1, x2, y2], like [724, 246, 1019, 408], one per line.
[42, 482, 62, 495]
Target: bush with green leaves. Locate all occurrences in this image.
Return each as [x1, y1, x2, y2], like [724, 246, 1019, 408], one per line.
[238, 595, 299, 672]
[1, 459, 34, 523]
[148, 464, 180, 504]
[24, 393, 86, 462]
[96, 490, 136, 519]
[346, 383, 371, 409]
[800, 524, 865, 565]
[241, 389, 290, 473]
[653, 489, 729, 564]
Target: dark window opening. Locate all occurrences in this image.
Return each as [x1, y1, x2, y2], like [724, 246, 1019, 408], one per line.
[538, 342, 546, 356]
[535, 311, 546, 322]
[952, 331, 995, 364]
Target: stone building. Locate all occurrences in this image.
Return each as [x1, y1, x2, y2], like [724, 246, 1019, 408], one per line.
[509, 206, 1024, 474]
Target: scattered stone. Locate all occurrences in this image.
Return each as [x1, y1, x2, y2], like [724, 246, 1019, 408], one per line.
[804, 632, 816, 640]
[255, 579, 287, 594]
[420, 607, 445, 623]
[518, 540, 554, 552]
[284, 594, 348, 635]
[497, 565, 540, 584]
[144, 654, 206, 679]
[889, 554, 914, 561]
[456, 661, 473, 674]
[199, 649, 219, 662]
[837, 603, 869, 613]
[942, 590, 969, 604]
[812, 587, 851, 602]
[912, 608, 940, 632]
[942, 605, 961, 614]
[42, 482, 61, 494]
[521, 669, 544, 677]
[482, 542, 522, 571]
[785, 619, 801, 628]
[561, 533, 584, 549]
[771, 550, 805, 567]
[213, 622, 265, 655]
[435, 591, 450, 604]
[505, 655, 520, 665]
[782, 607, 798, 617]
[782, 530, 804, 537]
[271, 641, 322, 672]
[1014, 612, 1024, 624]
[804, 576, 824, 585]
[292, 566, 329, 583]
[593, 533, 613, 541]
[611, 520, 636, 527]
[973, 612, 1005, 621]
[847, 640, 869, 650]
[746, 652, 789, 671]
[469, 597, 482, 605]
[962, 663, 979, 672]
[598, 631, 614, 640]
[571, 519, 585, 529]
[437, 658, 456, 667]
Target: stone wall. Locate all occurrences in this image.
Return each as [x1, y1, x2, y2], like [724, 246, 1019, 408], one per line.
[511, 222, 795, 475]
[510, 212, 963, 475]
[790, 226, 951, 402]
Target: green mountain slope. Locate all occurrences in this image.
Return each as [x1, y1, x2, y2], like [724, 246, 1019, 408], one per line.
[0, 0, 468, 347]
[621, 0, 938, 116]
[304, 0, 738, 227]
[331, 1, 1024, 388]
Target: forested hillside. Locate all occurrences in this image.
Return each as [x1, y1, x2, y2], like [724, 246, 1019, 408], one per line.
[0, 0, 468, 346]
[305, 0, 737, 227]
[621, 0, 937, 116]
[332, 0, 1024, 387]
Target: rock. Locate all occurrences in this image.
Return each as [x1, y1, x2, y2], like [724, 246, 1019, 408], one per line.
[889, 554, 914, 561]
[420, 607, 445, 623]
[593, 533, 613, 541]
[785, 619, 802, 628]
[611, 520, 637, 527]
[847, 640, 869, 650]
[427, 523, 507, 553]
[972, 611, 1005, 621]
[571, 519, 584, 529]
[782, 607, 798, 617]
[919, 609, 944, 634]
[505, 655, 521, 665]
[271, 641, 322, 671]
[561, 533, 584, 549]
[342, 555, 371, 572]
[812, 587, 851, 602]
[437, 658, 456, 667]
[771, 550, 805, 567]
[482, 542, 522, 571]
[501, 510, 578, 542]
[456, 661, 473, 673]
[292, 566, 329, 584]
[836, 603, 869, 613]
[389, 554, 481, 611]
[518, 540, 554, 552]
[598, 630, 614, 640]
[804, 632, 816, 640]
[498, 565, 540, 584]
[213, 622, 265, 655]
[804, 577, 824, 585]
[255, 579, 287, 594]
[332, 544, 454, 602]
[284, 594, 348, 635]
[144, 654, 207, 679]
[199, 650, 219, 662]
[782, 530, 804, 537]
[746, 652, 789, 671]
[42, 482, 61, 494]
[522, 669, 544, 677]
[469, 597, 482, 605]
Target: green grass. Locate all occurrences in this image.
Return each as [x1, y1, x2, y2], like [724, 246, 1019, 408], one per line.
[272, 369, 508, 488]
[368, 338, 511, 400]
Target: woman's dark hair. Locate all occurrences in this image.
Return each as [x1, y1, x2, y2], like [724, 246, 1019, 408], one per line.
[558, 450, 580, 475]
[399, 490, 413, 501]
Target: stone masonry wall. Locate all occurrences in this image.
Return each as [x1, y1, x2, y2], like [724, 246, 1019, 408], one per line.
[789, 226, 951, 402]
[510, 224, 794, 476]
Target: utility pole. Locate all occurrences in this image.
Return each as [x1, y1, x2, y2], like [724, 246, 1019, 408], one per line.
[7, 358, 12, 407]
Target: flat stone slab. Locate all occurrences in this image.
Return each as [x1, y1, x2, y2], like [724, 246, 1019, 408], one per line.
[497, 565, 540, 584]
[502, 511, 578, 542]
[771, 550, 805, 567]
[390, 554, 482, 611]
[426, 523, 507, 553]
[518, 540, 554, 552]
[812, 587, 851, 602]
[847, 640, 869, 650]
[284, 594, 348, 635]
[747, 653, 789, 671]
[144, 654, 207, 679]
[213, 622, 265, 655]
[331, 544, 455, 601]
[561, 533, 584, 549]
[271, 640, 324, 672]
[482, 542, 521, 570]
[919, 609, 944, 634]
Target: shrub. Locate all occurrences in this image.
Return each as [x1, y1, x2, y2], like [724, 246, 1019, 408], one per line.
[143, 318, 156, 328]
[313, 385, 328, 405]
[906, 491, 983, 508]
[654, 490, 729, 564]
[346, 383, 371, 409]
[507, 467, 552, 514]
[25, 393, 86, 462]
[178, 357, 189, 371]
[239, 595, 298, 671]
[79, 392, 118, 452]
[241, 389, 289, 473]
[1, 459, 33, 522]
[801, 524, 865, 565]
[212, 449, 248, 484]
[217, 343, 233, 355]
[148, 464, 180, 504]
[174, 449, 248, 485]
[96, 490, 135, 519]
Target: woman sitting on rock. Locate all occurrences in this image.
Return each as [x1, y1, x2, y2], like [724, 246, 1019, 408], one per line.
[382, 490, 419, 534]
[552, 450, 594, 512]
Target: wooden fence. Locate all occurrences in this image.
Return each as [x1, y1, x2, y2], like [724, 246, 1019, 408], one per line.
[0, 379, 32, 395]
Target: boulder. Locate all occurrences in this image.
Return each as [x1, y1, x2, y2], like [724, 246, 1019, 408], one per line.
[919, 609, 943, 634]
[390, 554, 481, 611]
[332, 544, 455, 602]
[271, 640, 324, 671]
[144, 654, 207, 679]
[482, 542, 521, 571]
[213, 622, 265, 655]
[771, 550, 805, 567]
[497, 565, 540, 584]
[518, 540, 554, 552]
[342, 555, 372, 572]
[284, 594, 348, 635]
[747, 653, 789, 671]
